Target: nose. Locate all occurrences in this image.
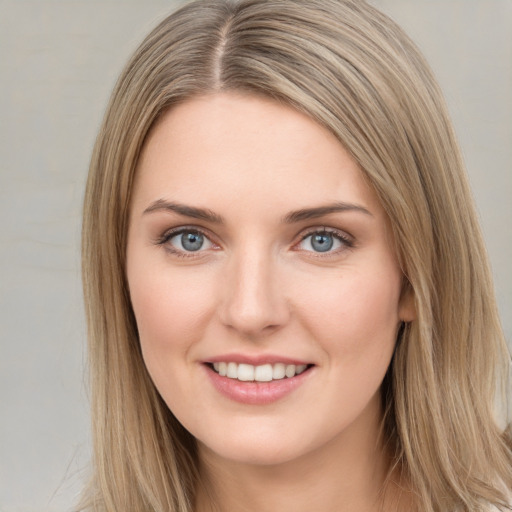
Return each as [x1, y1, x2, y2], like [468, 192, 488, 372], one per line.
[218, 246, 290, 339]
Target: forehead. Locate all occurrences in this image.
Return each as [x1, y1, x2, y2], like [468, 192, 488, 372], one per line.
[132, 92, 383, 219]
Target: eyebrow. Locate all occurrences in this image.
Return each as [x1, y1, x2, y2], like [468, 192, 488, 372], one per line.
[143, 199, 225, 223]
[282, 202, 373, 223]
[143, 199, 372, 224]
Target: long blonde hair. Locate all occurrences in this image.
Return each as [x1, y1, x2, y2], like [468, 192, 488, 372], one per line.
[81, 1, 512, 510]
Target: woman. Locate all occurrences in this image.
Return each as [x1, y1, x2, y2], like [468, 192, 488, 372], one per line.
[80, 0, 512, 510]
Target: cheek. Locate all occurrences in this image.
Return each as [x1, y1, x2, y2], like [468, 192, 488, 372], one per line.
[294, 266, 402, 363]
[127, 259, 216, 362]
[127, 260, 219, 417]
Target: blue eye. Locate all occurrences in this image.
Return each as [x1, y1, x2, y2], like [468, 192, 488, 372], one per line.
[298, 231, 349, 253]
[168, 230, 213, 252]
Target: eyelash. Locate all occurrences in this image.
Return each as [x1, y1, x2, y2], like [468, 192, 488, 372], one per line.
[297, 227, 354, 256]
[155, 226, 216, 258]
[155, 226, 354, 258]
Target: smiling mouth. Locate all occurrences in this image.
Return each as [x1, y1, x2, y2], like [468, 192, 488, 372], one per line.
[207, 362, 313, 382]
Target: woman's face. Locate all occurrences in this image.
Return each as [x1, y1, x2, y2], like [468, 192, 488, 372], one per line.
[127, 93, 414, 467]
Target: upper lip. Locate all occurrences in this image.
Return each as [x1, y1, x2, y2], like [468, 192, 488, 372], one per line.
[205, 353, 313, 366]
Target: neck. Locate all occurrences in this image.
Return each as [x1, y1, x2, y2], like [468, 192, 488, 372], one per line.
[194, 395, 410, 512]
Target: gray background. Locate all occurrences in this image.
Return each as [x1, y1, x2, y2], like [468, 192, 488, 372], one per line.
[0, 1, 510, 511]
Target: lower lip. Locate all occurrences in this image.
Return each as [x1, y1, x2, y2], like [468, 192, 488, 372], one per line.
[204, 364, 313, 405]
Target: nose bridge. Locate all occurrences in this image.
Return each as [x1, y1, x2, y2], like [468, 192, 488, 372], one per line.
[220, 240, 288, 337]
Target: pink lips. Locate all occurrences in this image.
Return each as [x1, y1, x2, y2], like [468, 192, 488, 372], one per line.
[206, 353, 310, 366]
[203, 354, 314, 405]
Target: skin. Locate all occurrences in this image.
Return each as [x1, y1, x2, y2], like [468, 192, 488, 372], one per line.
[126, 92, 415, 512]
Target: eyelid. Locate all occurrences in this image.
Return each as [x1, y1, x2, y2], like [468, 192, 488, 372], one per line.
[154, 224, 354, 257]
[293, 226, 354, 254]
[155, 225, 220, 257]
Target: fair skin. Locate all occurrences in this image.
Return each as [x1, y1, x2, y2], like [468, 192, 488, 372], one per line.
[126, 92, 415, 512]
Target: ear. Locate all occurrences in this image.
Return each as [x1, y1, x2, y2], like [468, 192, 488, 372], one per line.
[398, 280, 416, 322]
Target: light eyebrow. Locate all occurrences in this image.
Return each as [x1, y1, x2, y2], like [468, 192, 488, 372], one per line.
[143, 199, 371, 224]
[143, 199, 225, 224]
[283, 202, 373, 223]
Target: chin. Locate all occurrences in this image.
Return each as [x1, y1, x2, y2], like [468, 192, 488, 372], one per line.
[196, 425, 326, 468]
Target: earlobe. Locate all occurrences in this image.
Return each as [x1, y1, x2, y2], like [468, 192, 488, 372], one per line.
[398, 281, 416, 322]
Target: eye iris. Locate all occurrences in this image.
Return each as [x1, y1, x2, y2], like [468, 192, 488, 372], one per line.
[181, 232, 204, 251]
[311, 233, 334, 252]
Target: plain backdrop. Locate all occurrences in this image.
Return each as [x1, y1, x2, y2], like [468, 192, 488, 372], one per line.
[0, 1, 510, 511]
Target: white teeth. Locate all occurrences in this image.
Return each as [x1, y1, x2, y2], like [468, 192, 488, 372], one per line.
[227, 362, 238, 378]
[296, 364, 307, 375]
[254, 364, 273, 382]
[211, 362, 310, 381]
[237, 363, 255, 381]
[285, 364, 296, 378]
[272, 363, 286, 380]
